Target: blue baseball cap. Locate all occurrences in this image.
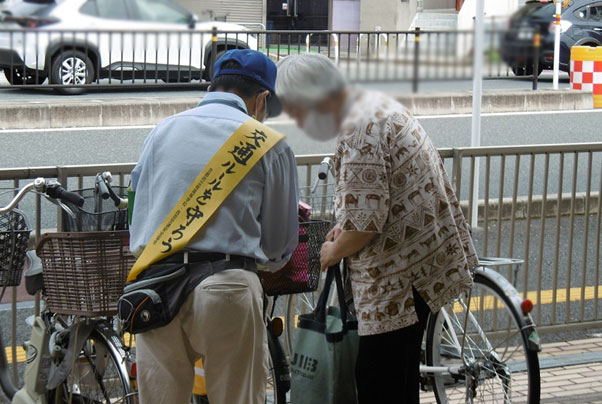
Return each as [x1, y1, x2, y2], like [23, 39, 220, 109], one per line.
[213, 49, 282, 118]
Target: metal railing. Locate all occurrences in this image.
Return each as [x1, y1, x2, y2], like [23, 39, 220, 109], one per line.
[1, 143, 600, 382]
[0, 25, 543, 92]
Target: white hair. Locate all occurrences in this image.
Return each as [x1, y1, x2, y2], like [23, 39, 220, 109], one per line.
[276, 53, 346, 106]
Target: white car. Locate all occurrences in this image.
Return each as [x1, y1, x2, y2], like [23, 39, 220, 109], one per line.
[0, 0, 257, 89]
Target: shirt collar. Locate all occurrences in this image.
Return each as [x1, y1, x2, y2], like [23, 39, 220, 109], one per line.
[198, 92, 248, 114]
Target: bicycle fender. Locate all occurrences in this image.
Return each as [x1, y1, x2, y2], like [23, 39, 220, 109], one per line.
[473, 266, 542, 353]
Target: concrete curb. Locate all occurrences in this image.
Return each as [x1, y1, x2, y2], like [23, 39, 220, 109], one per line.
[460, 191, 600, 223]
[397, 89, 594, 116]
[0, 89, 594, 130]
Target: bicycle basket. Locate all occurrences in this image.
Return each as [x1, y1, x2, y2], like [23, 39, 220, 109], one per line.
[61, 187, 129, 232]
[0, 209, 31, 287]
[36, 231, 135, 316]
[299, 183, 336, 221]
[258, 220, 332, 296]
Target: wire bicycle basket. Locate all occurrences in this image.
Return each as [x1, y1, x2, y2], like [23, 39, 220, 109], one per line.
[259, 220, 332, 296]
[299, 183, 336, 222]
[0, 209, 31, 287]
[61, 187, 129, 232]
[36, 231, 135, 316]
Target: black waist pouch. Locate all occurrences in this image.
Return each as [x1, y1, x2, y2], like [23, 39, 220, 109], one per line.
[118, 263, 193, 334]
[118, 258, 258, 334]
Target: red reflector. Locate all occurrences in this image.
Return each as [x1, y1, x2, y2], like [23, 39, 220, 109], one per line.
[130, 362, 137, 378]
[521, 299, 534, 314]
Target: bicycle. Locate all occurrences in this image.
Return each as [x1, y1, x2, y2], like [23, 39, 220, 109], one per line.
[284, 157, 542, 404]
[0, 176, 137, 404]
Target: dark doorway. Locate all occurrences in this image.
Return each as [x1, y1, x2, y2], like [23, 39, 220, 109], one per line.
[267, 0, 329, 44]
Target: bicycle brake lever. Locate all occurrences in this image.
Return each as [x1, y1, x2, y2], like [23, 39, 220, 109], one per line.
[43, 194, 77, 220]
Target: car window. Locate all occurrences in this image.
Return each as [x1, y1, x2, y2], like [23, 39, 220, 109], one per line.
[80, 0, 130, 20]
[130, 0, 189, 23]
[4, 1, 55, 17]
[589, 4, 602, 22]
[574, 5, 589, 20]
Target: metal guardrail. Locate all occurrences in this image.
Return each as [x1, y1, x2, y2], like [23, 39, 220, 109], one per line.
[0, 26, 542, 92]
[1, 143, 601, 382]
[1, 143, 601, 331]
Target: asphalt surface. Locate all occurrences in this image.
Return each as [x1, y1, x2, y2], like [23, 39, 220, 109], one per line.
[0, 71, 572, 102]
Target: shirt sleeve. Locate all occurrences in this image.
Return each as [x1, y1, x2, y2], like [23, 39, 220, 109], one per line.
[259, 142, 300, 272]
[336, 128, 390, 234]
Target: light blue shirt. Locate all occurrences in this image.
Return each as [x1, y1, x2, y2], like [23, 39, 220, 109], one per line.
[129, 92, 299, 271]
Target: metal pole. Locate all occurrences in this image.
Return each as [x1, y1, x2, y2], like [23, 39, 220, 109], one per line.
[210, 26, 218, 80]
[412, 27, 420, 93]
[470, 0, 485, 228]
[553, 0, 561, 90]
[533, 29, 541, 91]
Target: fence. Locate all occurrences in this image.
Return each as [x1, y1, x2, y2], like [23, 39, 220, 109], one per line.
[0, 25, 543, 92]
[1, 142, 601, 332]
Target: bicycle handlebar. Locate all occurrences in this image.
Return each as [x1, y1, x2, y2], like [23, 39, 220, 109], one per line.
[96, 172, 128, 209]
[317, 157, 333, 180]
[45, 183, 85, 208]
[0, 178, 84, 215]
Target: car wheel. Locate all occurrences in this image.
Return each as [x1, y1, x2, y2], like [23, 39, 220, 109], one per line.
[206, 50, 226, 81]
[50, 50, 95, 94]
[3, 68, 46, 85]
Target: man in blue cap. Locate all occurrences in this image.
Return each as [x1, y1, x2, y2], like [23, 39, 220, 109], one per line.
[129, 49, 299, 404]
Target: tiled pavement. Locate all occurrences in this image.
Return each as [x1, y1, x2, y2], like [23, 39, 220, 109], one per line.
[419, 336, 602, 404]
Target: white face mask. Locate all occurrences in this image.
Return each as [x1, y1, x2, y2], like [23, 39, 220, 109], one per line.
[254, 96, 268, 123]
[302, 109, 338, 142]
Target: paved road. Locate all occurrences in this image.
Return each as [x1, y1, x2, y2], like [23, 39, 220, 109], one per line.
[0, 71, 571, 102]
[1, 107, 599, 168]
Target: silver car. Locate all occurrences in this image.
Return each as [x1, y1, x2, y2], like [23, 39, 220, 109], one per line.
[0, 0, 256, 88]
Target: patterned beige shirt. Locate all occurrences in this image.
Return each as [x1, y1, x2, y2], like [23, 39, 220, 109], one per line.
[334, 90, 478, 336]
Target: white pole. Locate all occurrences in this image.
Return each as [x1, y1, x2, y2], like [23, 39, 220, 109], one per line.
[470, 0, 485, 228]
[553, 0, 561, 90]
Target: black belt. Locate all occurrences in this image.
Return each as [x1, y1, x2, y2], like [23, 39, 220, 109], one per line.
[162, 251, 257, 272]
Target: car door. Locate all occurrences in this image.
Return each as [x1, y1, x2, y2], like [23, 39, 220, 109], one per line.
[77, 0, 138, 74]
[585, 2, 602, 45]
[127, 0, 200, 77]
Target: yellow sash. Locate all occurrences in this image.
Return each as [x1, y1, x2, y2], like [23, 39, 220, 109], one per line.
[128, 118, 285, 282]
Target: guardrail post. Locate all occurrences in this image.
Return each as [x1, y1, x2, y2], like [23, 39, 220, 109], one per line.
[210, 26, 218, 79]
[533, 28, 541, 91]
[306, 34, 311, 53]
[331, 33, 339, 65]
[412, 27, 421, 93]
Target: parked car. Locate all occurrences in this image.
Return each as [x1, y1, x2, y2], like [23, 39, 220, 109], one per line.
[0, 0, 257, 89]
[501, 0, 602, 76]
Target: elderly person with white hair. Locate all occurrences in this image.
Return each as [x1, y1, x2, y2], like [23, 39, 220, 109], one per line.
[276, 53, 479, 403]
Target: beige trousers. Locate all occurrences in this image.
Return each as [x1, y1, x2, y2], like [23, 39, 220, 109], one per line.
[136, 268, 268, 404]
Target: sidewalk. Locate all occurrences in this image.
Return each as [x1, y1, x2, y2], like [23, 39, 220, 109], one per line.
[419, 336, 602, 404]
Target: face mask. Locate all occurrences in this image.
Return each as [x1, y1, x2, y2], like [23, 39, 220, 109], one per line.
[302, 109, 338, 142]
[254, 96, 268, 122]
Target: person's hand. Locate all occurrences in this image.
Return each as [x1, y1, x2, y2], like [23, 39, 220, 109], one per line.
[325, 224, 342, 242]
[320, 241, 340, 272]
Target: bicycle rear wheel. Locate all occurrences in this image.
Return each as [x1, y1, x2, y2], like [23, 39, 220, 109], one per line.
[285, 291, 319, 355]
[425, 273, 540, 404]
[58, 329, 134, 404]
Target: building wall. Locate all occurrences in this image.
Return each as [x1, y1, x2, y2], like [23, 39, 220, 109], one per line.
[177, 0, 266, 27]
[360, 0, 402, 30]
[423, 0, 455, 10]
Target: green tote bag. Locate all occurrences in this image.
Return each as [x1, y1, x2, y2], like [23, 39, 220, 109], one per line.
[290, 265, 359, 404]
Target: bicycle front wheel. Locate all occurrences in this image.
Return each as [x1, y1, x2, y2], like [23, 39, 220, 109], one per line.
[58, 329, 134, 404]
[425, 273, 540, 404]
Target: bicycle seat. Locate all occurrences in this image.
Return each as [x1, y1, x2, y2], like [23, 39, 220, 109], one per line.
[24, 250, 44, 295]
